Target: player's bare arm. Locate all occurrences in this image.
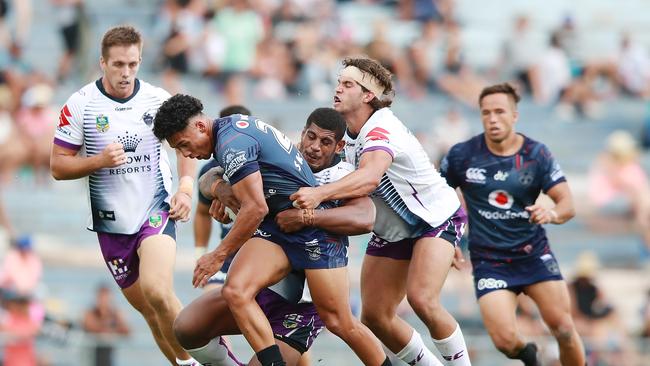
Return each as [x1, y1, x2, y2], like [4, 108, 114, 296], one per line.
[169, 151, 196, 222]
[193, 171, 267, 288]
[50, 142, 126, 180]
[525, 182, 575, 225]
[276, 197, 375, 235]
[291, 150, 392, 209]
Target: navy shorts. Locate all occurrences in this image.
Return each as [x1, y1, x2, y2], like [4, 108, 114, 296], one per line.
[472, 251, 564, 299]
[253, 218, 348, 270]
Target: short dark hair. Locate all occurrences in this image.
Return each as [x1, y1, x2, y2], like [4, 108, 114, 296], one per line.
[219, 105, 251, 118]
[304, 108, 347, 142]
[478, 83, 521, 107]
[153, 94, 204, 141]
[342, 57, 394, 109]
[101, 25, 142, 60]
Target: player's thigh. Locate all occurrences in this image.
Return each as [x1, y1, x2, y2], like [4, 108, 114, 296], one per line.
[304, 266, 351, 314]
[225, 238, 291, 294]
[247, 340, 303, 366]
[478, 289, 520, 339]
[360, 254, 409, 316]
[525, 280, 573, 328]
[174, 287, 240, 346]
[138, 234, 177, 287]
[406, 236, 455, 299]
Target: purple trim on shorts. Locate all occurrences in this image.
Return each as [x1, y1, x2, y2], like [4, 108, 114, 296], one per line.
[361, 146, 394, 159]
[366, 207, 467, 260]
[53, 138, 82, 151]
[218, 337, 245, 366]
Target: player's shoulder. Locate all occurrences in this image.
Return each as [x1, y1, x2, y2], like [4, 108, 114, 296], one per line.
[137, 79, 172, 101]
[449, 133, 483, 158]
[520, 134, 551, 158]
[327, 160, 355, 178]
[65, 81, 97, 107]
[360, 108, 403, 138]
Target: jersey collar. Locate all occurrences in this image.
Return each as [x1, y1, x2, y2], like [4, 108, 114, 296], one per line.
[95, 78, 141, 104]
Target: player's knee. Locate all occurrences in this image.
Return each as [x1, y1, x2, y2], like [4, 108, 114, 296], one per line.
[319, 309, 356, 337]
[491, 330, 520, 356]
[141, 285, 172, 311]
[221, 282, 253, 308]
[406, 291, 440, 317]
[173, 313, 193, 348]
[360, 308, 389, 333]
[547, 315, 576, 344]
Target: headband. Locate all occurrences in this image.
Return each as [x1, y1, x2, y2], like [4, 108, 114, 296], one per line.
[339, 66, 386, 98]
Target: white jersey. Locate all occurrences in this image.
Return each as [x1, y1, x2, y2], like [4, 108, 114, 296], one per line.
[344, 108, 460, 242]
[54, 79, 173, 234]
[268, 159, 354, 303]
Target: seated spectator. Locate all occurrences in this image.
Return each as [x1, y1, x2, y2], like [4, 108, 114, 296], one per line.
[588, 130, 650, 256]
[569, 251, 636, 365]
[617, 33, 650, 98]
[82, 284, 130, 366]
[0, 290, 44, 366]
[0, 235, 42, 296]
[15, 83, 56, 184]
[427, 106, 471, 164]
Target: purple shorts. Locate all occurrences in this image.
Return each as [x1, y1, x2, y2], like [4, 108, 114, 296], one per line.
[97, 211, 176, 289]
[256, 289, 324, 353]
[366, 208, 467, 260]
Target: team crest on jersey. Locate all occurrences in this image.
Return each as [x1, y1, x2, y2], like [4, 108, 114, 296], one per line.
[141, 110, 154, 126]
[149, 214, 162, 228]
[518, 169, 534, 186]
[488, 190, 514, 209]
[96, 114, 110, 132]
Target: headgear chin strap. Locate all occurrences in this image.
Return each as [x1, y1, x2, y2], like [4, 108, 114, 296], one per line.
[339, 66, 386, 99]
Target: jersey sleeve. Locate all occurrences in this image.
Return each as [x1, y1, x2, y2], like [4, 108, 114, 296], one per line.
[538, 144, 567, 193]
[53, 94, 85, 151]
[360, 123, 396, 160]
[439, 144, 462, 188]
[216, 132, 260, 185]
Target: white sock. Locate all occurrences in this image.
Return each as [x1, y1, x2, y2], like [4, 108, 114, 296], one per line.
[432, 324, 471, 366]
[396, 330, 444, 366]
[185, 337, 243, 366]
[176, 357, 199, 366]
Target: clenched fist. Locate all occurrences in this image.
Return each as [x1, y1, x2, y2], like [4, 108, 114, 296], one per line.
[100, 143, 127, 168]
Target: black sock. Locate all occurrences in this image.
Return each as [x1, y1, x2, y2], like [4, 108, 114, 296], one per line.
[513, 342, 540, 366]
[381, 356, 392, 366]
[256, 345, 286, 366]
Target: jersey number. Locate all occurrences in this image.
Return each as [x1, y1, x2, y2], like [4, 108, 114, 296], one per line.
[255, 119, 293, 154]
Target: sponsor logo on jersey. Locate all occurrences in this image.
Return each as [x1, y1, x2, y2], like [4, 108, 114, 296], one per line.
[477, 277, 508, 290]
[223, 149, 248, 177]
[366, 127, 390, 143]
[117, 131, 142, 153]
[478, 209, 529, 220]
[98, 210, 116, 221]
[488, 190, 514, 209]
[115, 106, 132, 112]
[494, 170, 509, 181]
[58, 105, 72, 128]
[149, 214, 162, 228]
[305, 239, 321, 261]
[235, 120, 249, 129]
[96, 114, 110, 132]
[465, 167, 486, 183]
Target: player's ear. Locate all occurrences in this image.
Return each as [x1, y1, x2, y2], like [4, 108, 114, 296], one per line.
[196, 119, 207, 132]
[363, 91, 375, 104]
[335, 139, 345, 154]
[512, 109, 519, 123]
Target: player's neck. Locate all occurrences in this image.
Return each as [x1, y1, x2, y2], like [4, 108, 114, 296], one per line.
[343, 107, 374, 135]
[485, 133, 523, 156]
[101, 77, 135, 99]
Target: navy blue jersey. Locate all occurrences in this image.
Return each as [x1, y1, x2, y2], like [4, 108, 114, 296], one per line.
[198, 159, 232, 240]
[440, 134, 566, 261]
[213, 115, 317, 216]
